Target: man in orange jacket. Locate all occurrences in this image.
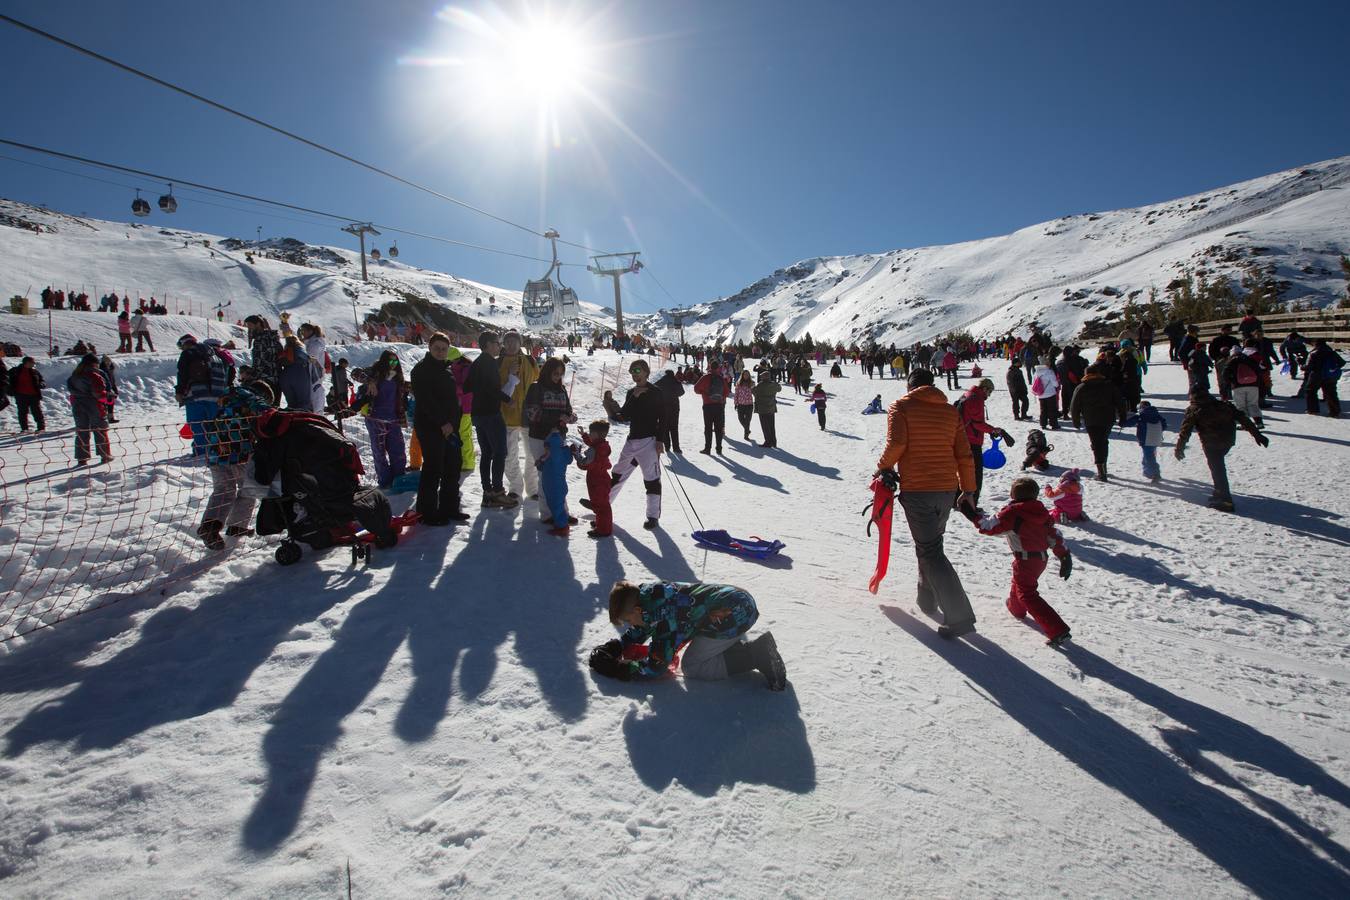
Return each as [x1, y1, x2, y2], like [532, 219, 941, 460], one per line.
[876, 368, 979, 637]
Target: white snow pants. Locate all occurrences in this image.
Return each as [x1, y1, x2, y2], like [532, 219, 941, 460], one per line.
[505, 425, 540, 499]
[1232, 385, 1261, 422]
[679, 635, 738, 680]
[608, 436, 662, 521]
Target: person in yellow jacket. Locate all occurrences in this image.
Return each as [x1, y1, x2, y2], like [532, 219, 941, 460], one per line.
[498, 330, 541, 500]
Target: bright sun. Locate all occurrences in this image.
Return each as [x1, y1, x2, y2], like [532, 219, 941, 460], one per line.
[403, 5, 606, 146]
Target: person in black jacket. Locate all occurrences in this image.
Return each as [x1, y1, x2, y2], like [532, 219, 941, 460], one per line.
[1304, 339, 1344, 417]
[1175, 388, 1269, 512]
[1005, 362, 1029, 420]
[654, 369, 685, 454]
[523, 357, 578, 523]
[596, 358, 665, 529]
[410, 334, 470, 526]
[467, 331, 518, 508]
[1055, 346, 1086, 424]
[1068, 363, 1126, 482]
[1163, 319, 1186, 361]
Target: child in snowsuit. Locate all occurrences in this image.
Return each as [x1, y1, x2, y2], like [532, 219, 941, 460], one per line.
[1135, 400, 1167, 482]
[1043, 468, 1087, 523]
[1021, 428, 1053, 470]
[863, 394, 884, 415]
[976, 477, 1074, 647]
[536, 423, 574, 535]
[575, 420, 613, 538]
[810, 383, 828, 430]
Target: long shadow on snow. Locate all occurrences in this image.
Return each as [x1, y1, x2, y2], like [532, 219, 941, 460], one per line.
[726, 439, 842, 480]
[3, 562, 369, 756]
[711, 453, 788, 494]
[1071, 540, 1310, 622]
[242, 512, 598, 853]
[597, 676, 816, 797]
[1068, 518, 1176, 553]
[665, 453, 721, 487]
[1261, 429, 1350, 449]
[1061, 644, 1350, 872]
[880, 607, 1350, 898]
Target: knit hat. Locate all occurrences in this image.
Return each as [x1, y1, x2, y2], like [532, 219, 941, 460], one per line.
[1059, 468, 1082, 485]
[907, 368, 935, 389]
[177, 333, 197, 349]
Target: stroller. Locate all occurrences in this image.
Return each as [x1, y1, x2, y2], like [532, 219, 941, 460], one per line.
[250, 408, 406, 565]
[1021, 428, 1053, 471]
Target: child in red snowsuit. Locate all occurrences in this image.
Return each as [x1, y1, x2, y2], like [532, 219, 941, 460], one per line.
[975, 478, 1074, 646]
[575, 420, 613, 538]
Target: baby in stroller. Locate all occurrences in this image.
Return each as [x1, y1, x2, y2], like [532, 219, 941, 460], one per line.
[250, 408, 400, 563]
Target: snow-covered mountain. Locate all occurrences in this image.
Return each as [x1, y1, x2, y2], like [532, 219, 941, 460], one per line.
[671, 155, 1350, 347]
[0, 200, 622, 343]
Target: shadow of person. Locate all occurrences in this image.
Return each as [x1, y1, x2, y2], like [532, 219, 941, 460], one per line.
[244, 512, 597, 853]
[711, 454, 789, 494]
[1073, 518, 1176, 552]
[613, 678, 816, 796]
[752, 443, 843, 481]
[1235, 493, 1350, 547]
[1071, 541, 1311, 622]
[880, 606, 1349, 897]
[1061, 644, 1350, 871]
[666, 453, 721, 487]
[824, 430, 864, 440]
[615, 526, 699, 583]
[4, 563, 367, 759]
[1261, 430, 1350, 449]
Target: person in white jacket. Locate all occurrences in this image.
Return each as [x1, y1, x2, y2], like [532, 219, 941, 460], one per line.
[299, 322, 327, 413]
[1029, 356, 1061, 429]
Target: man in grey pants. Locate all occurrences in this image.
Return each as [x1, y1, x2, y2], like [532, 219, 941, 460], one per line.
[876, 368, 980, 637]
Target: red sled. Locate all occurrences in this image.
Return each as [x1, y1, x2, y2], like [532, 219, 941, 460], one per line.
[864, 474, 897, 594]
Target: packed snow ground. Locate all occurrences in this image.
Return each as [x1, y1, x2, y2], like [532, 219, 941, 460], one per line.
[0, 350, 1347, 897]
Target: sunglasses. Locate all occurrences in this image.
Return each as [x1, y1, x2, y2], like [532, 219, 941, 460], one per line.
[629, 366, 646, 375]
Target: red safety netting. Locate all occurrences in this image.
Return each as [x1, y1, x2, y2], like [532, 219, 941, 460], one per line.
[0, 421, 231, 643]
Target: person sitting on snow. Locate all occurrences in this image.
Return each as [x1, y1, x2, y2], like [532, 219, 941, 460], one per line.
[1043, 468, 1087, 523]
[589, 580, 787, 690]
[862, 394, 884, 415]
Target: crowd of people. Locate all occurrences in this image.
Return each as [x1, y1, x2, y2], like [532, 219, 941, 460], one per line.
[3, 304, 1345, 690]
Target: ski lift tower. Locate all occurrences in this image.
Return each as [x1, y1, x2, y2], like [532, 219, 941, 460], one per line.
[342, 222, 381, 283]
[587, 251, 642, 339]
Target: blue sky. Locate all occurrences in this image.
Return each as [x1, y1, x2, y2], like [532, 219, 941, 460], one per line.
[2, 0, 1348, 314]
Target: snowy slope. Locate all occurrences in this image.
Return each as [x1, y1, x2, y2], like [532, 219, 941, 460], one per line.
[0, 350, 1347, 897]
[0, 200, 622, 344]
[674, 155, 1350, 346]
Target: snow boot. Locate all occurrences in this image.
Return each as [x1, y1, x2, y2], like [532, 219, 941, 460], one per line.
[1094, 463, 1109, 483]
[579, 498, 594, 510]
[724, 633, 787, 690]
[937, 619, 976, 639]
[197, 520, 225, 551]
[1046, 630, 1072, 649]
[225, 525, 254, 537]
[700, 446, 712, 454]
[643, 517, 659, 530]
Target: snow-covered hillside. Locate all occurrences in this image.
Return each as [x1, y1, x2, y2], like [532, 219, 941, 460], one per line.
[674, 155, 1350, 347]
[0, 200, 622, 344]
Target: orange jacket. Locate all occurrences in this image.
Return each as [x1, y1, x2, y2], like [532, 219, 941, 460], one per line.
[876, 385, 976, 492]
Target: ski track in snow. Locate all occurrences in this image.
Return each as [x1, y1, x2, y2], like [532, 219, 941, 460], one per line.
[0, 351, 1347, 897]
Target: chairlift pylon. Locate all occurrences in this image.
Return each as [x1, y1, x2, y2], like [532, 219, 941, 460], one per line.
[131, 189, 150, 218]
[158, 183, 177, 214]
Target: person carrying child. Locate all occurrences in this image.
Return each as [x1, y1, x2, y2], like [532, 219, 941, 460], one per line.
[1043, 468, 1087, 523]
[1135, 400, 1167, 483]
[810, 383, 828, 430]
[974, 477, 1074, 647]
[575, 420, 613, 538]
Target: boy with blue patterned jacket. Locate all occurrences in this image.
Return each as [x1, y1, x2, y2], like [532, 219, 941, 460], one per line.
[590, 581, 787, 690]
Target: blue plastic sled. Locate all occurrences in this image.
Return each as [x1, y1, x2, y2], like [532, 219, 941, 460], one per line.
[692, 529, 786, 560]
[982, 436, 1007, 470]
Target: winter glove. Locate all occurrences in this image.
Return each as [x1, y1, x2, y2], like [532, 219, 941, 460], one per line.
[1059, 554, 1073, 580]
[873, 469, 900, 492]
[1255, 434, 1270, 448]
[588, 646, 634, 680]
[598, 638, 623, 657]
[998, 429, 1016, 448]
